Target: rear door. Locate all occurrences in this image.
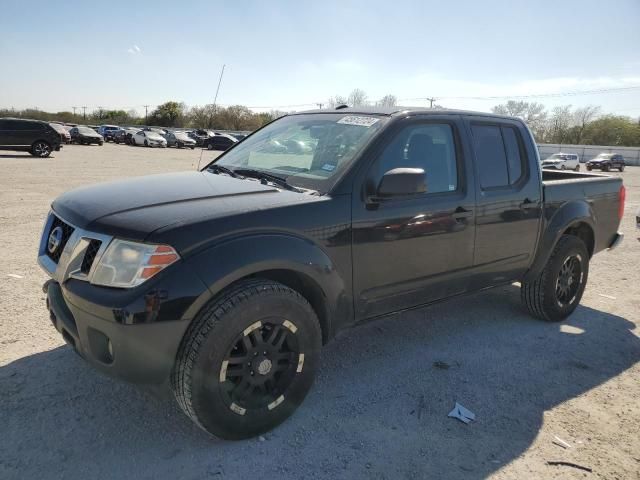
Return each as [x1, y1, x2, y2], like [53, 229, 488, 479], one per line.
[0, 119, 29, 147]
[0, 119, 10, 147]
[464, 117, 542, 287]
[352, 115, 477, 318]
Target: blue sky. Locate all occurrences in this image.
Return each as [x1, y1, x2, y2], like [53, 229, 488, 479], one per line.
[1, 0, 639, 116]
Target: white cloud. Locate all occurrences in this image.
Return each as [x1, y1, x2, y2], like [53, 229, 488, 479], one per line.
[127, 45, 142, 55]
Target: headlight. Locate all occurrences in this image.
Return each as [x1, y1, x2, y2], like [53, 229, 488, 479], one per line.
[91, 239, 179, 288]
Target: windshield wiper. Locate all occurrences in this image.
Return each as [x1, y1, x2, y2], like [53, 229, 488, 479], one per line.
[234, 168, 304, 193]
[208, 164, 242, 178]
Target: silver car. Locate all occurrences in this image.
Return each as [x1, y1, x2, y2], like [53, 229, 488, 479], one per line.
[132, 130, 167, 148]
[164, 131, 196, 149]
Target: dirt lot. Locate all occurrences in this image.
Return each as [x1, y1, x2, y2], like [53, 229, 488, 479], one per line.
[1, 143, 638, 479]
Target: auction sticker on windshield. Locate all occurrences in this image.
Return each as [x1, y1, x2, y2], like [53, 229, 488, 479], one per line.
[337, 116, 380, 127]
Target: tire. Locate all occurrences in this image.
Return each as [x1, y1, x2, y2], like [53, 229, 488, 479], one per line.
[586, 166, 592, 171]
[521, 235, 589, 322]
[560, 164, 566, 170]
[30, 141, 52, 158]
[620, 165, 625, 172]
[574, 165, 580, 171]
[190, 146, 195, 150]
[207, 143, 214, 150]
[144, 139, 149, 147]
[602, 164, 610, 172]
[177, 142, 183, 149]
[172, 278, 322, 440]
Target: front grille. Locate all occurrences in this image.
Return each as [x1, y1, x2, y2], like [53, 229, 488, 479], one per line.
[46, 216, 75, 263]
[81, 239, 102, 274]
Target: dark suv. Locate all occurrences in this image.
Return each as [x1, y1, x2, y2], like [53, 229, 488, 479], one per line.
[0, 118, 62, 157]
[586, 153, 625, 172]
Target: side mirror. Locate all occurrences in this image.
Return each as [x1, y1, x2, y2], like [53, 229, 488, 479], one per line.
[376, 168, 426, 198]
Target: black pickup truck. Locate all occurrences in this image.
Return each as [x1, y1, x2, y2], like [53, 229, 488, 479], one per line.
[39, 107, 625, 440]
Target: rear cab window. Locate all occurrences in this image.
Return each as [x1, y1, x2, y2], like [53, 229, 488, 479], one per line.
[470, 122, 528, 190]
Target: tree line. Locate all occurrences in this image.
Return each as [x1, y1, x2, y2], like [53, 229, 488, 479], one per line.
[491, 101, 640, 146]
[2, 90, 639, 146]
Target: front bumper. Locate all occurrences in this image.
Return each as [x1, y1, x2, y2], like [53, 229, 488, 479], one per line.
[44, 279, 190, 384]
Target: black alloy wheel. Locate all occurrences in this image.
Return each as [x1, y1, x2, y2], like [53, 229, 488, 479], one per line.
[555, 254, 583, 308]
[31, 141, 51, 157]
[172, 278, 322, 440]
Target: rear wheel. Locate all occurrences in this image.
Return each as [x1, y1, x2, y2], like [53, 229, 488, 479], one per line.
[144, 139, 149, 147]
[574, 165, 580, 171]
[602, 164, 610, 172]
[521, 235, 589, 322]
[30, 141, 51, 157]
[172, 278, 322, 440]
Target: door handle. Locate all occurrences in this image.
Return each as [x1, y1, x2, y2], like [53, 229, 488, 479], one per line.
[519, 198, 539, 210]
[452, 207, 473, 221]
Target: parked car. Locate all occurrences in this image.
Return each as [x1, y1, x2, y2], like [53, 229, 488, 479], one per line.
[189, 129, 214, 146]
[636, 206, 640, 239]
[88, 125, 100, 132]
[98, 125, 120, 142]
[0, 117, 62, 157]
[69, 126, 104, 145]
[541, 153, 580, 171]
[132, 130, 167, 147]
[203, 133, 238, 151]
[586, 153, 625, 172]
[49, 122, 71, 144]
[113, 127, 140, 144]
[164, 131, 196, 149]
[38, 107, 624, 440]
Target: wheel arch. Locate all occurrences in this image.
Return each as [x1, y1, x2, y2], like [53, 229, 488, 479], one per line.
[524, 200, 595, 281]
[183, 234, 353, 345]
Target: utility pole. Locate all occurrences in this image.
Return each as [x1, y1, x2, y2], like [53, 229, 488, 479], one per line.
[82, 106, 87, 121]
[212, 64, 226, 115]
[72, 106, 77, 116]
[143, 105, 150, 124]
[426, 97, 436, 108]
[316, 103, 324, 109]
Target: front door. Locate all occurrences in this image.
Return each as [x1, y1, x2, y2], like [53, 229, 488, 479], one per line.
[352, 116, 476, 319]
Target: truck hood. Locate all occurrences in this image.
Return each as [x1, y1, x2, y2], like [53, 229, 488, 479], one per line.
[51, 171, 291, 241]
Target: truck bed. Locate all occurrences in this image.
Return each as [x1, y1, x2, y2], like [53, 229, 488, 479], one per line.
[541, 169, 623, 254]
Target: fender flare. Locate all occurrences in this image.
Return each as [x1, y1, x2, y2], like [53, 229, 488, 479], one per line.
[182, 233, 351, 343]
[524, 200, 595, 281]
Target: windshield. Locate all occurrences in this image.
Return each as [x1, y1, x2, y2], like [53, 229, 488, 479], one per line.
[78, 127, 95, 134]
[548, 154, 569, 160]
[595, 154, 613, 159]
[209, 113, 387, 193]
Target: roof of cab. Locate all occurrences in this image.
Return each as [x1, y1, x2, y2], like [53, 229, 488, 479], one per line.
[292, 105, 517, 121]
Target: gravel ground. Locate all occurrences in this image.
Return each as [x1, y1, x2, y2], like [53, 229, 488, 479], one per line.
[1, 143, 639, 480]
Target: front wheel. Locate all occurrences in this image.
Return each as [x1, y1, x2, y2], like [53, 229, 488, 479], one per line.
[207, 143, 214, 150]
[619, 165, 625, 172]
[602, 164, 610, 172]
[172, 279, 322, 440]
[521, 235, 589, 322]
[574, 165, 580, 171]
[30, 141, 52, 157]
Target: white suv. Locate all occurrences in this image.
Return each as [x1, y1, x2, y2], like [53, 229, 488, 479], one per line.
[542, 153, 580, 171]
